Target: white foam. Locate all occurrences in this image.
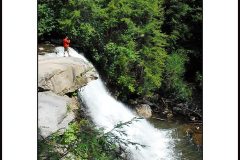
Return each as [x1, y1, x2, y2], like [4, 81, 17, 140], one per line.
[79, 79, 177, 160]
[64, 47, 177, 160]
[54, 46, 88, 62]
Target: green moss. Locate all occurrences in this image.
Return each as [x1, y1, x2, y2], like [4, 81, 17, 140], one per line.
[66, 104, 71, 113]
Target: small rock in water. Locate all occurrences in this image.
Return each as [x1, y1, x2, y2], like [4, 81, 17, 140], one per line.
[162, 108, 169, 115]
[39, 47, 44, 50]
[190, 116, 196, 121]
[135, 104, 152, 118]
[167, 112, 173, 119]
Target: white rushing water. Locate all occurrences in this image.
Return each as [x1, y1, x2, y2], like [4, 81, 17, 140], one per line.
[54, 46, 89, 62]
[55, 47, 177, 160]
[79, 79, 177, 160]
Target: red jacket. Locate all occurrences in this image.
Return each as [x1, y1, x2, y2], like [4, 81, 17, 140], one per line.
[63, 38, 70, 48]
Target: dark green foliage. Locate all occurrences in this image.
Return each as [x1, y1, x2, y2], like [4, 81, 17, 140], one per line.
[66, 90, 78, 98]
[54, 0, 168, 99]
[38, 4, 55, 37]
[195, 71, 202, 89]
[161, 0, 202, 102]
[162, 51, 192, 101]
[38, 120, 117, 160]
[38, 118, 144, 160]
[38, 0, 66, 40]
[38, 0, 202, 103]
[162, 0, 202, 83]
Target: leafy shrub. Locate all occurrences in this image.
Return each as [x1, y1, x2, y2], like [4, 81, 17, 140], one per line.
[38, 118, 144, 160]
[195, 71, 202, 89]
[162, 51, 192, 101]
[38, 4, 55, 37]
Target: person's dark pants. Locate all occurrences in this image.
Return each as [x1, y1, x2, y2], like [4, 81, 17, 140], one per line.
[64, 47, 70, 56]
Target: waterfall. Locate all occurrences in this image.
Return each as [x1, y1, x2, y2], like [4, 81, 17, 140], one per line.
[79, 78, 177, 160]
[56, 47, 177, 160]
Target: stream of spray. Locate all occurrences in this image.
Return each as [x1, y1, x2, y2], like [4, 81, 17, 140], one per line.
[79, 79, 178, 160]
[56, 47, 177, 160]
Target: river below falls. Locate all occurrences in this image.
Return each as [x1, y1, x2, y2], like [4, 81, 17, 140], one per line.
[148, 118, 203, 160]
[80, 78, 203, 160]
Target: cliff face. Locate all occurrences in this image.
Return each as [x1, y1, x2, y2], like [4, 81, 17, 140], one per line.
[38, 56, 97, 95]
[38, 48, 98, 139]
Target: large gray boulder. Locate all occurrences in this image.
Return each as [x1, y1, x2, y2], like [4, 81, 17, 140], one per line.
[38, 91, 75, 138]
[38, 56, 98, 95]
[38, 48, 98, 139]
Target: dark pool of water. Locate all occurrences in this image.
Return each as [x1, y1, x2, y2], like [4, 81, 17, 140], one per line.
[149, 118, 203, 160]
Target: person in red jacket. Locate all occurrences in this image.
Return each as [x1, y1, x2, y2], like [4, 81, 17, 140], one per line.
[63, 36, 71, 57]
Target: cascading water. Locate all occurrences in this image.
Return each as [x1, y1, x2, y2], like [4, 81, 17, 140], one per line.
[56, 47, 178, 160]
[79, 79, 178, 160]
